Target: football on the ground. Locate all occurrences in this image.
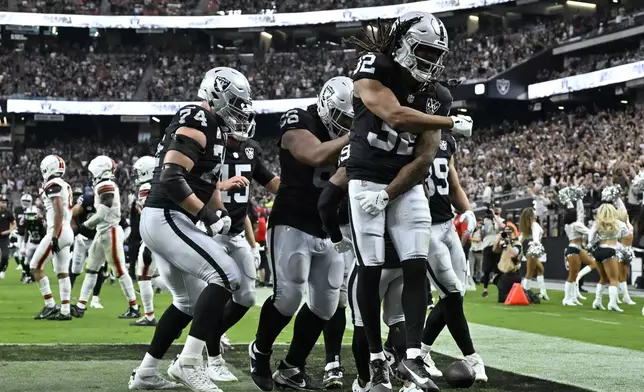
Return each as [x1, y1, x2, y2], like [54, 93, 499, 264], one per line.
[443, 360, 476, 388]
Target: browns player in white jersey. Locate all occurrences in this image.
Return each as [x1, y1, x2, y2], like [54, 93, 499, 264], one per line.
[130, 156, 160, 327]
[31, 155, 75, 321]
[72, 155, 139, 319]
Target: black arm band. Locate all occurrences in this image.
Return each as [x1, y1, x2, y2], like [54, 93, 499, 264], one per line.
[318, 182, 346, 243]
[167, 133, 205, 163]
[160, 163, 194, 204]
[196, 205, 219, 227]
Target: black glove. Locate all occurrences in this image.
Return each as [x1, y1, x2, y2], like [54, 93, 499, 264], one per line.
[51, 237, 60, 254]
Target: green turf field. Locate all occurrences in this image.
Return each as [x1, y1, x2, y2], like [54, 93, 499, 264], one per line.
[1, 264, 643, 392]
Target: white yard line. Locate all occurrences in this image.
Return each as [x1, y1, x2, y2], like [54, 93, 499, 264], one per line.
[532, 311, 562, 317]
[580, 318, 621, 325]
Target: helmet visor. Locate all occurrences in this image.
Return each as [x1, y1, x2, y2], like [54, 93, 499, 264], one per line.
[223, 95, 256, 140]
[412, 42, 446, 80]
[330, 107, 354, 136]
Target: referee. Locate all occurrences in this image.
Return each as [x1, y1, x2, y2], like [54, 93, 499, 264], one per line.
[0, 196, 16, 279]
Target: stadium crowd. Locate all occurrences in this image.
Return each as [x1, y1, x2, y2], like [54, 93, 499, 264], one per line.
[16, 0, 100, 14]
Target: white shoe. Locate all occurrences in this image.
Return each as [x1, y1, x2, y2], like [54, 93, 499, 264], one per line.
[622, 297, 636, 305]
[219, 334, 231, 354]
[16, 264, 23, 270]
[421, 352, 443, 378]
[464, 353, 488, 382]
[399, 381, 424, 392]
[168, 356, 222, 392]
[90, 297, 104, 309]
[592, 301, 605, 310]
[539, 291, 549, 301]
[352, 378, 371, 392]
[616, 297, 623, 304]
[0, 271, 5, 280]
[608, 303, 624, 313]
[562, 299, 578, 306]
[572, 298, 583, 306]
[641, 307, 644, 316]
[129, 367, 181, 390]
[207, 357, 238, 382]
[575, 283, 586, 300]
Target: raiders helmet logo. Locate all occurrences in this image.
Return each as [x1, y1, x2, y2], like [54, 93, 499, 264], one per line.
[214, 76, 231, 93]
[496, 79, 511, 96]
[245, 147, 254, 160]
[426, 98, 441, 114]
[322, 85, 335, 101]
[439, 140, 448, 151]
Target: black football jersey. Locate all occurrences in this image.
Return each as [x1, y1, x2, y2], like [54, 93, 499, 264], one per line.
[25, 216, 46, 244]
[269, 105, 336, 238]
[14, 206, 26, 236]
[129, 199, 141, 243]
[146, 105, 227, 215]
[221, 139, 275, 235]
[427, 133, 457, 224]
[338, 145, 399, 268]
[348, 52, 453, 184]
[75, 194, 97, 239]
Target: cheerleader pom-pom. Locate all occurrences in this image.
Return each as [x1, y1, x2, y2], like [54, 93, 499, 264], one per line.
[632, 171, 644, 194]
[557, 187, 576, 207]
[571, 185, 586, 201]
[526, 242, 546, 258]
[601, 185, 622, 203]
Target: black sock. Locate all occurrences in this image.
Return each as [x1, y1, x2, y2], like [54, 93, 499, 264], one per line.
[323, 306, 346, 364]
[69, 273, 79, 288]
[189, 284, 232, 341]
[422, 299, 446, 346]
[0, 256, 7, 273]
[402, 258, 427, 351]
[285, 304, 327, 368]
[93, 271, 105, 296]
[442, 293, 475, 356]
[206, 300, 250, 357]
[386, 321, 407, 362]
[357, 265, 382, 353]
[352, 326, 371, 383]
[255, 298, 292, 354]
[148, 304, 193, 359]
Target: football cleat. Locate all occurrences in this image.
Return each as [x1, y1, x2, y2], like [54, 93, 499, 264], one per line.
[90, 297, 104, 309]
[119, 306, 141, 319]
[369, 359, 392, 392]
[50, 312, 73, 321]
[129, 367, 181, 390]
[249, 341, 273, 391]
[130, 317, 158, 327]
[383, 344, 399, 379]
[71, 304, 85, 318]
[272, 360, 320, 390]
[421, 351, 443, 378]
[352, 378, 371, 392]
[322, 362, 343, 389]
[167, 356, 222, 392]
[207, 357, 238, 382]
[35, 305, 59, 320]
[220, 334, 232, 354]
[398, 357, 439, 392]
[399, 381, 424, 392]
[464, 353, 488, 382]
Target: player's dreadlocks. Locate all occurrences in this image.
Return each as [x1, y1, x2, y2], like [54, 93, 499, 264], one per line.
[344, 16, 421, 56]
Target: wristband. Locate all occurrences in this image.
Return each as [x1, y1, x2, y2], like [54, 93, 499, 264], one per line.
[196, 205, 219, 226]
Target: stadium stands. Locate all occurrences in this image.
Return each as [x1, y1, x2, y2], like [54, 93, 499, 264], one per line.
[16, 0, 101, 14]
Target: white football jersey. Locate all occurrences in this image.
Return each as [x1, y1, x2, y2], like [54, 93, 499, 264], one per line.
[137, 183, 151, 210]
[42, 177, 73, 232]
[93, 179, 121, 234]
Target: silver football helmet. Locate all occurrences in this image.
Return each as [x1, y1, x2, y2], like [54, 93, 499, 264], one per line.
[392, 11, 449, 83]
[198, 67, 255, 139]
[317, 76, 354, 139]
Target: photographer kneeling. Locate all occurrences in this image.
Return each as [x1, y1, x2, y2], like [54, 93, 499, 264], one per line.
[493, 226, 523, 303]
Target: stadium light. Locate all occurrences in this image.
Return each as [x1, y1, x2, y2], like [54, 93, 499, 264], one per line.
[620, 100, 628, 104]
[566, 1, 596, 10]
[458, 108, 468, 113]
[151, 116, 160, 123]
[260, 31, 272, 40]
[469, 15, 479, 21]
[558, 106, 564, 110]
[474, 83, 485, 95]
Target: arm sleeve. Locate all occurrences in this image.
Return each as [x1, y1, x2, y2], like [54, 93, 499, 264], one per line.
[317, 182, 347, 243]
[587, 223, 597, 247]
[615, 197, 626, 212]
[253, 150, 276, 187]
[83, 204, 110, 229]
[576, 198, 585, 224]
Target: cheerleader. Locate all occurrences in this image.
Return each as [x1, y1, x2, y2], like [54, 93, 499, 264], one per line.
[616, 208, 636, 305]
[519, 208, 549, 300]
[562, 198, 596, 306]
[588, 203, 627, 312]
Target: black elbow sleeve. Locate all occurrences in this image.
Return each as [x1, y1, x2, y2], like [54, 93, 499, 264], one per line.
[318, 182, 346, 243]
[159, 163, 194, 204]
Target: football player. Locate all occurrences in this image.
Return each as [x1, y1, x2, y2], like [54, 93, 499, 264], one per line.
[318, 144, 407, 392]
[0, 195, 16, 279]
[71, 155, 139, 319]
[15, 194, 33, 282]
[129, 67, 251, 392]
[421, 128, 488, 382]
[205, 118, 280, 382]
[69, 187, 96, 288]
[31, 155, 75, 320]
[345, 12, 472, 391]
[130, 155, 160, 327]
[22, 206, 46, 267]
[248, 77, 352, 391]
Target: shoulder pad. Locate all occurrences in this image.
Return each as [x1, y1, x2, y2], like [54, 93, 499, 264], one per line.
[352, 52, 393, 83]
[176, 105, 216, 134]
[279, 107, 316, 133]
[96, 182, 116, 196]
[338, 145, 351, 168]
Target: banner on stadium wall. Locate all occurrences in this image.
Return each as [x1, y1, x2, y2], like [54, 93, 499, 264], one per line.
[6, 98, 317, 115]
[528, 60, 644, 100]
[0, 0, 512, 29]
